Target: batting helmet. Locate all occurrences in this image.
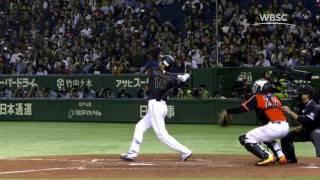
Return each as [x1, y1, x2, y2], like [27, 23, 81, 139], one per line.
[160, 55, 175, 71]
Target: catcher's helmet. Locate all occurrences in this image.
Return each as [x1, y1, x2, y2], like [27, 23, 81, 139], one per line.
[252, 79, 274, 94]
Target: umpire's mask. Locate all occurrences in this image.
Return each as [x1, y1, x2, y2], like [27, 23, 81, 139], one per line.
[296, 84, 315, 103]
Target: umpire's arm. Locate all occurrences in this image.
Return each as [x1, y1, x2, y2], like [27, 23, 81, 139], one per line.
[282, 106, 316, 125]
[282, 106, 299, 120]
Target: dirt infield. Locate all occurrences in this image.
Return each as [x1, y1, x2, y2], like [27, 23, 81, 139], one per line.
[0, 154, 319, 179]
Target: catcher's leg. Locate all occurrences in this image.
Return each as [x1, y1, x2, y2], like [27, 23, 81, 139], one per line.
[310, 128, 320, 157]
[265, 141, 287, 164]
[265, 141, 277, 155]
[239, 135, 271, 164]
[239, 122, 288, 166]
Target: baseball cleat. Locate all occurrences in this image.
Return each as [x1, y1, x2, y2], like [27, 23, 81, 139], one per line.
[179, 152, 192, 162]
[277, 155, 287, 165]
[256, 154, 275, 166]
[286, 158, 298, 164]
[120, 151, 137, 161]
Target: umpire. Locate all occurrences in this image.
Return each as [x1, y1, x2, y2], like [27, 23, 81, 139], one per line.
[281, 84, 320, 163]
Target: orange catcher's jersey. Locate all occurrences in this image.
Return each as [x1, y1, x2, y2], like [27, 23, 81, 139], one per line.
[241, 94, 287, 124]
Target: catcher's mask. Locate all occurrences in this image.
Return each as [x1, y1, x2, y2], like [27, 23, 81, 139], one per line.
[252, 79, 274, 94]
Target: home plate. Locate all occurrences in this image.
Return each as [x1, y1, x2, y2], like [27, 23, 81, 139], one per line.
[301, 165, 320, 169]
[91, 159, 98, 163]
[129, 163, 155, 166]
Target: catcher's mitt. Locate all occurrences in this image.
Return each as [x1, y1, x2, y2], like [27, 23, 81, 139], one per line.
[218, 110, 232, 127]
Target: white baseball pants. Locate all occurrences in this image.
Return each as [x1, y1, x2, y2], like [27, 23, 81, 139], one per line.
[245, 121, 289, 157]
[128, 99, 191, 155]
[245, 121, 289, 144]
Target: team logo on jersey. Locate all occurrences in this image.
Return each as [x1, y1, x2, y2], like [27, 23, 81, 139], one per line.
[307, 112, 315, 120]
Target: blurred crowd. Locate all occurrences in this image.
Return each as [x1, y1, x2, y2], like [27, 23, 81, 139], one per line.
[218, 0, 320, 67]
[0, 0, 319, 76]
[0, 0, 212, 75]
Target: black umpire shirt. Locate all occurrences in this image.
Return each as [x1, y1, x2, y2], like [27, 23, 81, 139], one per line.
[296, 99, 320, 132]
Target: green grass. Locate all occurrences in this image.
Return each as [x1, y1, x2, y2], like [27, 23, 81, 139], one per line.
[0, 122, 316, 158]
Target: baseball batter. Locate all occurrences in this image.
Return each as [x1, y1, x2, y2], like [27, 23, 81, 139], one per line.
[121, 55, 192, 162]
[220, 79, 289, 166]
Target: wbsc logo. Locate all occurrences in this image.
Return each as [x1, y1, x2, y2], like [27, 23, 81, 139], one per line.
[252, 13, 295, 26]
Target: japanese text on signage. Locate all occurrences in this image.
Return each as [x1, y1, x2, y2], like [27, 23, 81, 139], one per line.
[116, 78, 148, 88]
[139, 105, 175, 119]
[57, 78, 93, 90]
[0, 78, 37, 88]
[0, 103, 32, 116]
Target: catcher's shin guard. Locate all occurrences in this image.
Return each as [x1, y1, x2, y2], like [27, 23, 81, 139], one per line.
[265, 141, 277, 155]
[239, 135, 268, 158]
[265, 141, 287, 164]
[239, 134, 246, 146]
[239, 135, 275, 165]
[243, 142, 269, 160]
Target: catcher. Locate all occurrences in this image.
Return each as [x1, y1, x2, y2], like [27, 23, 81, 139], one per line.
[218, 79, 289, 166]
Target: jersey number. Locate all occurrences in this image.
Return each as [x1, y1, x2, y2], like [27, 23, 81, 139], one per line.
[155, 77, 167, 89]
[264, 97, 279, 108]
